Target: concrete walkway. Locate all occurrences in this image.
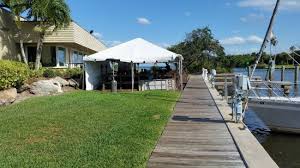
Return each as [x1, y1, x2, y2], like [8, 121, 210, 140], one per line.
[147, 75, 246, 168]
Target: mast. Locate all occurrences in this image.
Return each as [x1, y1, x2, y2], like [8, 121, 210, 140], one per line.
[250, 0, 281, 79]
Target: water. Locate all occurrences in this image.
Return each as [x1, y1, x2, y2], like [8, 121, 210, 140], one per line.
[234, 68, 300, 168]
[234, 68, 300, 97]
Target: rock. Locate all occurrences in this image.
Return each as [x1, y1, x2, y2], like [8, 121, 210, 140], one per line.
[30, 80, 63, 95]
[52, 77, 69, 87]
[17, 83, 30, 93]
[68, 79, 79, 88]
[0, 88, 17, 105]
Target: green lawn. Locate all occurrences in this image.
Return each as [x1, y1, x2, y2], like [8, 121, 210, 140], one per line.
[0, 91, 179, 168]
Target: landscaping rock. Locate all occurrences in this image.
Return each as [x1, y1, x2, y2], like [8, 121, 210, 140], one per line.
[0, 88, 17, 105]
[30, 80, 63, 95]
[52, 77, 69, 87]
[68, 79, 79, 88]
[17, 83, 30, 93]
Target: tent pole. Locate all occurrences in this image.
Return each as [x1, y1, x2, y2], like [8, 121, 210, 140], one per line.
[131, 62, 134, 92]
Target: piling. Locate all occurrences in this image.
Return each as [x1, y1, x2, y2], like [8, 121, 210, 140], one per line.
[295, 65, 299, 87]
[224, 76, 228, 102]
[248, 66, 252, 77]
[281, 66, 285, 82]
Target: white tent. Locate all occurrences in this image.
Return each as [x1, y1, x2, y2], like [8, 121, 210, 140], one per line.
[83, 38, 181, 63]
[83, 38, 183, 91]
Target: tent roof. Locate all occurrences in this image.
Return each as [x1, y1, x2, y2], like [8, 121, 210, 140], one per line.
[83, 38, 181, 63]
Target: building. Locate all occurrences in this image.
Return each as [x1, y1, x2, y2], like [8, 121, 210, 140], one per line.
[0, 8, 106, 68]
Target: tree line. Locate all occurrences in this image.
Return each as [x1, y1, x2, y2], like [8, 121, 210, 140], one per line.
[168, 27, 300, 73]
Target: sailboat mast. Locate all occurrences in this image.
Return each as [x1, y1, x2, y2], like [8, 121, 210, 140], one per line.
[250, 0, 281, 79]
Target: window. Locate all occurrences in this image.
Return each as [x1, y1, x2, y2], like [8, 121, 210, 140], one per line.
[72, 51, 78, 63]
[72, 50, 84, 64]
[57, 47, 66, 67]
[78, 52, 84, 63]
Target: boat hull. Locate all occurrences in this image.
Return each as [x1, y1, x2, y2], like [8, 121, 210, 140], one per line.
[248, 99, 300, 134]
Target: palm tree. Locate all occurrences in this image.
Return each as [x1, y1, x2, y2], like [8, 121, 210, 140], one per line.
[1, 0, 29, 64]
[1, 0, 71, 69]
[27, 0, 71, 70]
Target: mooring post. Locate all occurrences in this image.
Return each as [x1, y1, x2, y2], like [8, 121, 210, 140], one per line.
[281, 66, 285, 81]
[224, 76, 228, 102]
[295, 65, 299, 88]
[247, 66, 252, 77]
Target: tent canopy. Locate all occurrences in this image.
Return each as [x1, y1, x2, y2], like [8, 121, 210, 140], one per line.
[83, 38, 182, 63]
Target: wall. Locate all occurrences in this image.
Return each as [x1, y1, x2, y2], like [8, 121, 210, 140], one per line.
[85, 62, 102, 90]
[0, 9, 20, 60]
[17, 22, 107, 52]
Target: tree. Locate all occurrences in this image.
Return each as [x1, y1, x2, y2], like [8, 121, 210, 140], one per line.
[1, 0, 30, 64]
[1, 0, 71, 69]
[168, 27, 225, 73]
[27, 0, 71, 70]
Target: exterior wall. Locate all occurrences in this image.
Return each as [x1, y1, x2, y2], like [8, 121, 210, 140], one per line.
[16, 22, 107, 52]
[0, 9, 20, 60]
[73, 22, 106, 52]
[0, 9, 106, 64]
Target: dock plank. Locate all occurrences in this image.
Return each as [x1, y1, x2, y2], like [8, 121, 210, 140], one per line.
[147, 75, 246, 168]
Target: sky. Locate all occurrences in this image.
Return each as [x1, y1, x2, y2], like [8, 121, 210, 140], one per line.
[66, 0, 300, 54]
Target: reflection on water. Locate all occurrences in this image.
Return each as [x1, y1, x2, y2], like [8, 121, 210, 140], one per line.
[234, 68, 300, 167]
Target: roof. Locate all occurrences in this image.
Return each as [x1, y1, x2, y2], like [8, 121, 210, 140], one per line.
[83, 38, 181, 63]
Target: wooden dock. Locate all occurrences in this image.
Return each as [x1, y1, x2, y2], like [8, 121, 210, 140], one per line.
[147, 75, 246, 168]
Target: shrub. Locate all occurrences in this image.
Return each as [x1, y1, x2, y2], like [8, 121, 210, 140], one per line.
[65, 68, 83, 79]
[0, 60, 30, 90]
[29, 69, 44, 78]
[43, 68, 56, 78]
[42, 68, 82, 79]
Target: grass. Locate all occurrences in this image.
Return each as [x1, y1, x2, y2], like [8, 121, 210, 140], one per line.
[0, 91, 179, 168]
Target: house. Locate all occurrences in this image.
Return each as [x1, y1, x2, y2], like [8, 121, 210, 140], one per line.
[0, 8, 107, 68]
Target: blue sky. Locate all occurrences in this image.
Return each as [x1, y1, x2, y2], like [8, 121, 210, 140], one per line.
[67, 0, 300, 54]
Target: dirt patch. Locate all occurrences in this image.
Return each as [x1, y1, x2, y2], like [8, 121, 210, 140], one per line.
[26, 136, 47, 144]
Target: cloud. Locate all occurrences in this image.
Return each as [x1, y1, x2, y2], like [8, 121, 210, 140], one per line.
[225, 2, 231, 6]
[92, 32, 103, 39]
[184, 11, 192, 17]
[220, 35, 263, 45]
[220, 36, 246, 45]
[237, 0, 300, 11]
[240, 13, 265, 23]
[105, 40, 122, 47]
[137, 17, 151, 25]
[247, 35, 263, 43]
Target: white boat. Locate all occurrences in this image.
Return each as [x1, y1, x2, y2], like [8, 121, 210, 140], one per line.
[248, 97, 300, 134]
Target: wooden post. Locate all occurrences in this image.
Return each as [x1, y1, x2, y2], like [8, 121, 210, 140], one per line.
[295, 65, 299, 87]
[281, 66, 285, 81]
[224, 76, 228, 102]
[131, 62, 134, 92]
[247, 66, 252, 77]
[180, 57, 183, 91]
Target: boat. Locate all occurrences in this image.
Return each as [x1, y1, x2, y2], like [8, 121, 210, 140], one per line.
[248, 97, 300, 134]
[245, 0, 300, 134]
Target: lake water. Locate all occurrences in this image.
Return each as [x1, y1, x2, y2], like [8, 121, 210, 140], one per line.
[234, 68, 300, 168]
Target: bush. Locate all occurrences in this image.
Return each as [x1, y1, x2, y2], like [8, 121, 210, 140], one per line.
[65, 68, 82, 79]
[29, 69, 44, 78]
[0, 60, 30, 90]
[42, 68, 82, 79]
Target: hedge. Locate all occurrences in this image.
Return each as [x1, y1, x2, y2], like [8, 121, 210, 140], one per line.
[0, 60, 30, 90]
